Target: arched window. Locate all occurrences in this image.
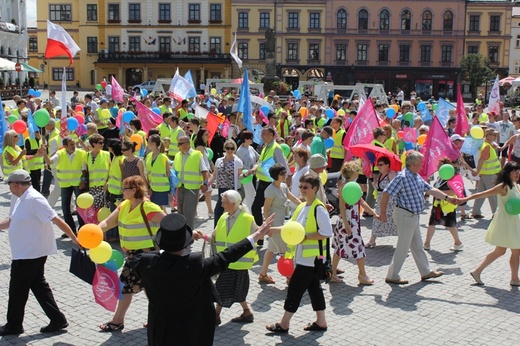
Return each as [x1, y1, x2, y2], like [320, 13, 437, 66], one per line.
[401, 9, 411, 30]
[337, 9, 347, 30]
[358, 9, 368, 30]
[379, 9, 389, 30]
[443, 10, 453, 32]
[422, 10, 432, 31]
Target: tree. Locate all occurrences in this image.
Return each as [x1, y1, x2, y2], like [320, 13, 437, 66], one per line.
[459, 54, 494, 100]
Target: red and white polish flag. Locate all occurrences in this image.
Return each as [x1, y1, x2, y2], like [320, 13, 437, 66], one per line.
[44, 20, 81, 66]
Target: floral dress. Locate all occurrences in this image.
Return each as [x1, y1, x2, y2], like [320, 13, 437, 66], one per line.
[332, 201, 366, 259]
[372, 173, 398, 238]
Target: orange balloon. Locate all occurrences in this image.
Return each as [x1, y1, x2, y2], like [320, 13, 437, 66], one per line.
[77, 223, 104, 249]
[390, 105, 399, 112]
[299, 107, 308, 118]
[417, 134, 427, 145]
[130, 134, 143, 150]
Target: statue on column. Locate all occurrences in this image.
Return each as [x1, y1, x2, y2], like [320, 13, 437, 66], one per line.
[262, 27, 279, 91]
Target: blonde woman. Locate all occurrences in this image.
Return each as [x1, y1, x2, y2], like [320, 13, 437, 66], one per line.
[2, 130, 26, 178]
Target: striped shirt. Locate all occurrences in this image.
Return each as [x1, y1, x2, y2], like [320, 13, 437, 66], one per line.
[384, 168, 431, 213]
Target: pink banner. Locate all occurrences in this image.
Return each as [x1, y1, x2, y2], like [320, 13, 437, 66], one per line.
[92, 265, 120, 312]
[455, 84, 470, 136]
[111, 76, 125, 103]
[403, 127, 416, 143]
[447, 173, 465, 198]
[343, 99, 380, 159]
[419, 117, 460, 178]
[221, 119, 231, 138]
[135, 100, 163, 133]
[76, 207, 98, 224]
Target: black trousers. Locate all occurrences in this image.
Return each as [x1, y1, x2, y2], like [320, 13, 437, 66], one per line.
[251, 180, 271, 226]
[7, 256, 66, 328]
[29, 169, 42, 192]
[284, 264, 326, 313]
[329, 158, 344, 173]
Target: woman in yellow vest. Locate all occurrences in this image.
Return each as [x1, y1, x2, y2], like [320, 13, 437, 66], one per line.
[145, 134, 170, 212]
[129, 118, 148, 157]
[266, 173, 331, 333]
[213, 190, 258, 326]
[83, 134, 111, 209]
[2, 130, 26, 178]
[106, 138, 124, 242]
[24, 130, 44, 191]
[98, 176, 166, 332]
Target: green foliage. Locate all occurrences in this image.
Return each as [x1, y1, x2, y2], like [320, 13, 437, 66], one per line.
[460, 54, 494, 99]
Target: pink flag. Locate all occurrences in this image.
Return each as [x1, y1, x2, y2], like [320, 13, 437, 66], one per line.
[343, 99, 380, 159]
[455, 84, 469, 136]
[92, 265, 120, 312]
[447, 173, 465, 198]
[135, 100, 163, 133]
[221, 118, 231, 138]
[419, 117, 460, 178]
[76, 207, 98, 224]
[403, 127, 416, 143]
[111, 76, 125, 103]
[258, 110, 269, 124]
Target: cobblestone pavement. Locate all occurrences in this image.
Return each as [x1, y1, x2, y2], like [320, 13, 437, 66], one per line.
[0, 178, 518, 346]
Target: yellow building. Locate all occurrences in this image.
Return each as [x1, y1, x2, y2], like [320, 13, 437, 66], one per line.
[29, 0, 233, 90]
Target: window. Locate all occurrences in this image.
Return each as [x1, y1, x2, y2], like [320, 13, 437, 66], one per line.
[108, 4, 120, 21]
[49, 4, 72, 21]
[357, 44, 367, 61]
[336, 44, 346, 61]
[379, 9, 389, 30]
[29, 37, 38, 52]
[108, 36, 120, 52]
[399, 44, 410, 62]
[159, 37, 171, 52]
[514, 61, 520, 74]
[420, 45, 431, 62]
[87, 4, 97, 21]
[517, 35, 520, 48]
[159, 3, 171, 22]
[441, 45, 452, 62]
[309, 43, 319, 60]
[260, 13, 270, 29]
[309, 13, 320, 29]
[238, 43, 248, 59]
[188, 37, 200, 53]
[238, 12, 248, 29]
[129, 3, 141, 22]
[422, 10, 432, 31]
[259, 43, 265, 60]
[189, 4, 200, 22]
[210, 37, 221, 54]
[443, 11, 453, 32]
[488, 46, 499, 63]
[337, 9, 347, 30]
[52, 68, 74, 81]
[469, 15, 480, 32]
[358, 9, 368, 30]
[490, 15, 500, 32]
[378, 44, 389, 61]
[288, 12, 299, 29]
[210, 4, 222, 22]
[288, 43, 298, 60]
[87, 37, 98, 53]
[129, 37, 140, 51]
[468, 45, 479, 54]
[401, 10, 411, 30]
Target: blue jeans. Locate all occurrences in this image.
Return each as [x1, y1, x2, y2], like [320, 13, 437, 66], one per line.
[41, 168, 53, 196]
[61, 186, 84, 233]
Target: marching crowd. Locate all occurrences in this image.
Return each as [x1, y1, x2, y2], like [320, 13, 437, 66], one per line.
[1, 86, 520, 345]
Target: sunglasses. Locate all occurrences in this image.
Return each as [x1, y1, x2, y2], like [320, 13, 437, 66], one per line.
[225, 147, 235, 150]
[122, 187, 133, 190]
[299, 185, 311, 190]
[177, 142, 189, 146]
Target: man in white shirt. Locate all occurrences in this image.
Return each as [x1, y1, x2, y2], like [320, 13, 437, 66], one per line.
[396, 88, 404, 107]
[0, 170, 79, 336]
[497, 110, 515, 167]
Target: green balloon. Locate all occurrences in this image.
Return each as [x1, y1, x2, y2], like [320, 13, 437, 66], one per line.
[34, 109, 50, 127]
[505, 198, 520, 215]
[432, 104, 438, 111]
[438, 164, 455, 180]
[398, 141, 406, 150]
[341, 181, 363, 205]
[280, 143, 291, 157]
[96, 84, 102, 91]
[187, 113, 194, 119]
[240, 169, 253, 184]
[404, 112, 414, 122]
[317, 118, 326, 127]
[7, 114, 17, 124]
[207, 147, 214, 161]
[110, 249, 125, 269]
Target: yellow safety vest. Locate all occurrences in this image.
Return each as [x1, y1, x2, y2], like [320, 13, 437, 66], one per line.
[179, 108, 188, 121]
[48, 128, 60, 140]
[86, 150, 110, 187]
[288, 198, 325, 258]
[215, 211, 258, 270]
[117, 200, 162, 250]
[371, 139, 385, 173]
[159, 105, 172, 115]
[25, 138, 44, 171]
[168, 127, 182, 157]
[107, 155, 124, 195]
[276, 120, 290, 138]
[384, 137, 395, 152]
[480, 142, 501, 175]
[55, 148, 86, 188]
[137, 130, 148, 148]
[256, 142, 282, 182]
[190, 133, 197, 149]
[2, 146, 24, 176]
[146, 152, 170, 192]
[173, 150, 203, 189]
[156, 123, 170, 139]
[330, 129, 345, 159]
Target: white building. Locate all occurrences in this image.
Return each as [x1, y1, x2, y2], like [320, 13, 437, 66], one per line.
[510, 7, 520, 77]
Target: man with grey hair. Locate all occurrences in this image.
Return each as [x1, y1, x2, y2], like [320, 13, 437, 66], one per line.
[379, 151, 458, 284]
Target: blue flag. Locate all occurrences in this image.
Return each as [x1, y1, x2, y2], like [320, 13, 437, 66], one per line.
[27, 109, 37, 139]
[421, 108, 432, 123]
[0, 96, 7, 153]
[183, 70, 198, 99]
[460, 135, 483, 156]
[436, 98, 456, 127]
[237, 68, 253, 132]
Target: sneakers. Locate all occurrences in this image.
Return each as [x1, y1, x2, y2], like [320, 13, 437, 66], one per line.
[449, 244, 464, 251]
[421, 271, 444, 281]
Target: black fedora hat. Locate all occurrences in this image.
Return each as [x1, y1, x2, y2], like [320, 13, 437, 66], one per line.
[156, 214, 193, 252]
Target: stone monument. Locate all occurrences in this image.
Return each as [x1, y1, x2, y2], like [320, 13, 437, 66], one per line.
[261, 27, 280, 93]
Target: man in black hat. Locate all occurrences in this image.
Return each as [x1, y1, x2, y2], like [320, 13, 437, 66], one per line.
[129, 213, 275, 346]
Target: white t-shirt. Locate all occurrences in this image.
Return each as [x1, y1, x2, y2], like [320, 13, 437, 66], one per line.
[293, 203, 332, 267]
[9, 187, 58, 259]
[291, 166, 309, 206]
[497, 120, 514, 144]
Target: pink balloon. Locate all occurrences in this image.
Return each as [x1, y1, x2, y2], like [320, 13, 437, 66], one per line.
[75, 124, 88, 136]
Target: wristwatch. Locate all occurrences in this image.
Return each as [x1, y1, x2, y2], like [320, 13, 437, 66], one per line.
[444, 195, 449, 201]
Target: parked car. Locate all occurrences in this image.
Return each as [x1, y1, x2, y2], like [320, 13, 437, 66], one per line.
[133, 80, 156, 93]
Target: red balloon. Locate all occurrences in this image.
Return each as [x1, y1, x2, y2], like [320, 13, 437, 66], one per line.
[75, 114, 85, 124]
[75, 105, 83, 112]
[13, 120, 27, 134]
[290, 166, 296, 174]
[277, 256, 295, 277]
[397, 131, 404, 139]
[101, 81, 107, 88]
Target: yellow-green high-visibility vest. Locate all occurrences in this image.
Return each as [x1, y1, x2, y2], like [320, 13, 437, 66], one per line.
[2, 146, 24, 176]
[146, 152, 170, 192]
[55, 148, 86, 188]
[86, 150, 110, 187]
[173, 150, 203, 189]
[288, 198, 325, 258]
[168, 126, 183, 157]
[117, 200, 162, 250]
[480, 142, 501, 175]
[107, 155, 124, 195]
[25, 138, 44, 172]
[330, 129, 345, 159]
[256, 142, 282, 182]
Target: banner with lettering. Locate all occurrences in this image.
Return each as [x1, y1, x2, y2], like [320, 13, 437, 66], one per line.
[447, 174, 465, 198]
[342, 98, 380, 159]
[419, 117, 459, 178]
[92, 265, 121, 312]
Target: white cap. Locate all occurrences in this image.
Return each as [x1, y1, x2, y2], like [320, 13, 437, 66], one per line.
[450, 134, 465, 141]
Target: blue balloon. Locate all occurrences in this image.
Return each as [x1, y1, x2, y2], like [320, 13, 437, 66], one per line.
[152, 107, 161, 115]
[417, 102, 426, 111]
[141, 89, 148, 96]
[325, 109, 335, 119]
[397, 115, 403, 121]
[324, 137, 334, 149]
[386, 108, 396, 118]
[110, 106, 119, 118]
[66, 117, 79, 131]
[405, 142, 415, 150]
[123, 111, 135, 123]
[366, 151, 376, 163]
[260, 105, 270, 116]
[293, 90, 301, 99]
[35, 91, 41, 97]
[28, 89, 36, 96]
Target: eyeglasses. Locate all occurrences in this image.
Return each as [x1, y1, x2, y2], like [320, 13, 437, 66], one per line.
[122, 187, 133, 190]
[225, 147, 235, 150]
[299, 185, 311, 190]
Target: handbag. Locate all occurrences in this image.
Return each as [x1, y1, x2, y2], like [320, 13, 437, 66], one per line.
[315, 238, 333, 284]
[140, 202, 160, 250]
[69, 247, 96, 285]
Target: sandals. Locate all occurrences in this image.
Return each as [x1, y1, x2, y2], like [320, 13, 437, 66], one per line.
[471, 214, 484, 219]
[365, 242, 376, 249]
[99, 322, 124, 332]
[259, 274, 275, 284]
[329, 276, 343, 283]
[266, 323, 289, 334]
[303, 322, 328, 332]
[358, 275, 374, 285]
[460, 215, 472, 220]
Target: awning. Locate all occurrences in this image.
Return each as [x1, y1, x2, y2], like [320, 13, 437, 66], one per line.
[20, 62, 42, 73]
[0, 57, 16, 71]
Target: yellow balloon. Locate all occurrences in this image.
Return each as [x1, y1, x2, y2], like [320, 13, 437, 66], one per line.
[337, 109, 345, 116]
[97, 207, 111, 222]
[89, 241, 113, 264]
[77, 193, 94, 209]
[210, 88, 217, 95]
[470, 126, 484, 139]
[101, 109, 111, 119]
[281, 221, 305, 246]
[320, 170, 328, 185]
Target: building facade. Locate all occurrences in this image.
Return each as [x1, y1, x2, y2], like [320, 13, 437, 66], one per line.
[509, 6, 520, 77]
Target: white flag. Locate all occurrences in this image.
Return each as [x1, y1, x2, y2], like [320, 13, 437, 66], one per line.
[195, 105, 209, 119]
[169, 68, 196, 102]
[487, 75, 500, 115]
[230, 32, 242, 69]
